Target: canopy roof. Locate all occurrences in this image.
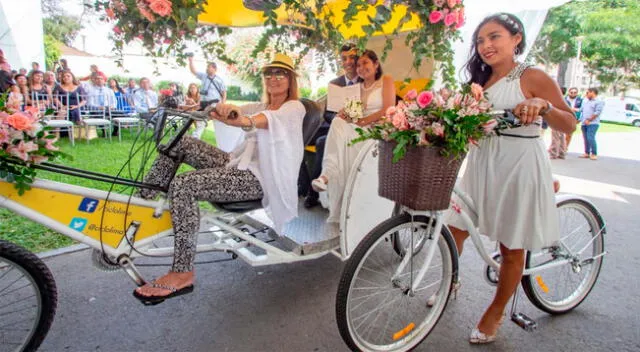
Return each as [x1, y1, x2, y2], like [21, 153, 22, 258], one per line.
[198, 0, 421, 37]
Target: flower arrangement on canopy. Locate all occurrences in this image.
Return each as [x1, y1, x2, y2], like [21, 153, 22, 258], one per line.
[94, 0, 465, 84]
[0, 96, 67, 194]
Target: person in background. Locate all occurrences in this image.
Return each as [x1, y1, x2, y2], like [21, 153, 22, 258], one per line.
[108, 78, 134, 113]
[188, 56, 226, 139]
[53, 70, 86, 124]
[6, 84, 25, 112]
[84, 73, 117, 111]
[18, 68, 27, 76]
[132, 77, 159, 114]
[28, 70, 51, 109]
[578, 87, 604, 160]
[181, 83, 201, 112]
[28, 62, 40, 77]
[54, 59, 70, 82]
[79, 64, 107, 82]
[564, 87, 582, 148]
[302, 44, 362, 208]
[43, 71, 57, 91]
[14, 74, 29, 102]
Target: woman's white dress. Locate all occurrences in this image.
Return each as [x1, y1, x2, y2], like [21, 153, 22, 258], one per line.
[447, 64, 559, 250]
[322, 79, 384, 223]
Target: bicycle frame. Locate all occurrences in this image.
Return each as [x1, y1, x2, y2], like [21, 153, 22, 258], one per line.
[391, 186, 607, 294]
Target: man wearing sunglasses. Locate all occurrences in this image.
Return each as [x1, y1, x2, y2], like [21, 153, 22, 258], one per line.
[301, 44, 362, 208]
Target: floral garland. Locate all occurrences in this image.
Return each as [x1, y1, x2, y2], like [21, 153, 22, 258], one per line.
[96, 0, 465, 85]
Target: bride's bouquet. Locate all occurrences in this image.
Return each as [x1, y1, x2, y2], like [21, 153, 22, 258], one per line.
[343, 98, 364, 124]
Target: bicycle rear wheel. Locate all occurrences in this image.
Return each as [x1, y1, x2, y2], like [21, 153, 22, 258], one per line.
[0, 240, 57, 352]
[521, 198, 605, 314]
[336, 214, 457, 352]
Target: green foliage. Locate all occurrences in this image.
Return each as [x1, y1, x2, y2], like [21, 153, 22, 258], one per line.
[531, 5, 581, 66]
[43, 34, 61, 71]
[315, 86, 327, 98]
[226, 85, 260, 101]
[42, 15, 82, 46]
[299, 87, 312, 99]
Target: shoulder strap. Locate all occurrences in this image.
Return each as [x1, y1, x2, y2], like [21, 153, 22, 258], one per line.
[506, 63, 532, 81]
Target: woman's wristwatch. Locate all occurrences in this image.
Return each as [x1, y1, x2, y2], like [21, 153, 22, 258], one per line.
[540, 100, 554, 116]
[241, 115, 256, 131]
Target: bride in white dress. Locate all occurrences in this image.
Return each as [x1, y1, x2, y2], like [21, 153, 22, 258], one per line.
[312, 50, 396, 224]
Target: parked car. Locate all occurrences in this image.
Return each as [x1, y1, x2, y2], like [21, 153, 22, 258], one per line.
[600, 97, 640, 127]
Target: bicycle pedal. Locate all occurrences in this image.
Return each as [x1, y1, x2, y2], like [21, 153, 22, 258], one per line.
[511, 312, 537, 332]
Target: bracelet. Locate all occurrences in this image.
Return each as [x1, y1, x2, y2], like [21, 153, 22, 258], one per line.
[540, 101, 554, 116]
[241, 115, 256, 132]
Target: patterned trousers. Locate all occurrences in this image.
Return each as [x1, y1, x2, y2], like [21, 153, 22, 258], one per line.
[548, 129, 567, 158]
[141, 137, 263, 272]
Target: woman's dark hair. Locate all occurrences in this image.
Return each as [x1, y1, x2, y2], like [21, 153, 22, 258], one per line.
[109, 78, 124, 94]
[358, 50, 383, 81]
[464, 13, 526, 86]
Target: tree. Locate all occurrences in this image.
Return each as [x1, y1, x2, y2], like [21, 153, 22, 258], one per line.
[43, 35, 61, 71]
[42, 15, 82, 46]
[580, 4, 640, 93]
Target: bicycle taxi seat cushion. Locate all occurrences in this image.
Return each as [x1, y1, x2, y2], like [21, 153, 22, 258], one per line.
[214, 199, 264, 213]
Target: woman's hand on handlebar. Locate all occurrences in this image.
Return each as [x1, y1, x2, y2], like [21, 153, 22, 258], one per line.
[212, 103, 241, 122]
[513, 98, 548, 125]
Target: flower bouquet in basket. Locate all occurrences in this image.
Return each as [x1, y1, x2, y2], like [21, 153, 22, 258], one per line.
[352, 84, 494, 210]
[0, 94, 68, 195]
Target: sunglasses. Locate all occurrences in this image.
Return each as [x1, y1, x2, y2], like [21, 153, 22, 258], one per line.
[263, 69, 288, 81]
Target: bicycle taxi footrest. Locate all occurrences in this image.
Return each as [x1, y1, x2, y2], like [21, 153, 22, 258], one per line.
[212, 199, 263, 213]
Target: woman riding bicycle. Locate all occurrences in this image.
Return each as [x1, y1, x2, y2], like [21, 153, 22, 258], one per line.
[446, 13, 576, 344]
[134, 53, 305, 303]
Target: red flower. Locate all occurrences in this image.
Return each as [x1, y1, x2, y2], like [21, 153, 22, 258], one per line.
[148, 0, 172, 17]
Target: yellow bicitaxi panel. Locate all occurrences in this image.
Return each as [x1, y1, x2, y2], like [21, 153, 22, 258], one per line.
[0, 182, 173, 249]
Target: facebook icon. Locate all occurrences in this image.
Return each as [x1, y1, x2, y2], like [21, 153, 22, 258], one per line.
[78, 198, 99, 213]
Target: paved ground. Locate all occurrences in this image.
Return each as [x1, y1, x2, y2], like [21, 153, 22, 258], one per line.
[37, 131, 640, 352]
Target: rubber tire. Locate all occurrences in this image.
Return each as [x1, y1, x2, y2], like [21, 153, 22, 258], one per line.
[0, 240, 57, 352]
[336, 213, 458, 352]
[520, 199, 604, 315]
[632, 120, 640, 128]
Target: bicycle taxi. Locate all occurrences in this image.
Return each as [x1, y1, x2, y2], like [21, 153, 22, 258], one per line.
[0, 1, 606, 352]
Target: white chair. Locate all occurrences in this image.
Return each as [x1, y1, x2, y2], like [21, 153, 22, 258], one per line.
[110, 95, 142, 142]
[80, 100, 112, 143]
[45, 93, 75, 146]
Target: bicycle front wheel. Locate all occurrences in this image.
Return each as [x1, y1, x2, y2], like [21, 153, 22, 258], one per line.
[521, 198, 605, 314]
[336, 214, 457, 352]
[0, 240, 58, 352]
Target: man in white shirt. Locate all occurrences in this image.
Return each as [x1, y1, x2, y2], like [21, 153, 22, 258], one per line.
[132, 77, 159, 114]
[84, 74, 117, 111]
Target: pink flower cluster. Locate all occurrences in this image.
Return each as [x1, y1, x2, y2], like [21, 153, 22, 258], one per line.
[382, 83, 492, 146]
[428, 0, 465, 29]
[0, 110, 57, 163]
[134, 0, 172, 23]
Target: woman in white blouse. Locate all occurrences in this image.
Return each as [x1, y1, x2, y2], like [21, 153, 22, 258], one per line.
[134, 53, 305, 304]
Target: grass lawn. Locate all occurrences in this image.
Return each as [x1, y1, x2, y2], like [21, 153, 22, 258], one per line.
[0, 120, 219, 253]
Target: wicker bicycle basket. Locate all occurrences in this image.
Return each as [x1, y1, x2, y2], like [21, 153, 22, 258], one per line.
[378, 141, 465, 211]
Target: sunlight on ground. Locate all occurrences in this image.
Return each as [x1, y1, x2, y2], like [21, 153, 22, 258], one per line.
[554, 175, 640, 203]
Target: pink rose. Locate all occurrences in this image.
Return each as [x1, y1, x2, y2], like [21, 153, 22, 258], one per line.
[148, 0, 172, 17]
[447, 0, 457, 8]
[137, 4, 156, 22]
[392, 111, 409, 131]
[417, 91, 434, 108]
[444, 13, 457, 27]
[403, 89, 418, 101]
[433, 0, 445, 6]
[429, 11, 443, 24]
[470, 83, 484, 101]
[456, 8, 465, 28]
[0, 127, 9, 144]
[6, 113, 34, 131]
[113, 26, 123, 35]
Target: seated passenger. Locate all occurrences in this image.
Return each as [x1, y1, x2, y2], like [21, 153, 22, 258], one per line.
[312, 50, 396, 225]
[134, 53, 305, 303]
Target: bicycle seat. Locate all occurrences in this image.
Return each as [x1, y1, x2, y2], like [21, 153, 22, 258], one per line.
[213, 199, 263, 212]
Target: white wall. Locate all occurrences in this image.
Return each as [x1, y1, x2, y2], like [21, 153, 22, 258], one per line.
[0, 0, 45, 70]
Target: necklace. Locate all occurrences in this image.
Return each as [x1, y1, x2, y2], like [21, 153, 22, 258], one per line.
[362, 80, 379, 91]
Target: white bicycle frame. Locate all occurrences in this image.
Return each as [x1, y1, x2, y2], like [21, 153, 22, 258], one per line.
[390, 186, 606, 294]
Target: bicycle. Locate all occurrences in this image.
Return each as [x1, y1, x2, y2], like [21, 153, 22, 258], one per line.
[334, 113, 607, 352]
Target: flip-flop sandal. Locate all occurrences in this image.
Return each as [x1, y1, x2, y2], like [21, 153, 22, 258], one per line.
[133, 282, 194, 306]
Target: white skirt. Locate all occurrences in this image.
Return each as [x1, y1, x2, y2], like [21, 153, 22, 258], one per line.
[446, 135, 559, 250]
